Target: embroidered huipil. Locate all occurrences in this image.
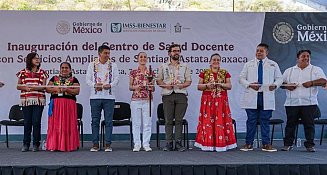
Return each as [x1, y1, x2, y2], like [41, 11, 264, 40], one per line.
[200, 68, 230, 97]
[129, 67, 155, 101]
[50, 75, 79, 101]
[17, 68, 48, 106]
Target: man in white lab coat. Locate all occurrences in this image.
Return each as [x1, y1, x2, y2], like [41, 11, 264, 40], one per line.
[239, 43, 283, 152]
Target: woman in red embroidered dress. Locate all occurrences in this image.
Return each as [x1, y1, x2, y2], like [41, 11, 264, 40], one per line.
[17, 52, 48, 152]
[194, 53, 237, 152]
[46, 62, 80, 151]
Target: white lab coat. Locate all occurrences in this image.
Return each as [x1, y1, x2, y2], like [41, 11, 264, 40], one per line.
[239, 57, 283, 110]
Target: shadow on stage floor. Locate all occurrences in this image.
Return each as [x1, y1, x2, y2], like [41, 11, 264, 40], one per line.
[0, 140, 326, 175]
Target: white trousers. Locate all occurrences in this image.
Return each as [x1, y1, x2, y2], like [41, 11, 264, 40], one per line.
[131, 100, 153, 147]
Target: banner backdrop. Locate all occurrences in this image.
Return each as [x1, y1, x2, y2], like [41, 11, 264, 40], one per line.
[0, 11, 325, 135]
[261, 13, 327, 120]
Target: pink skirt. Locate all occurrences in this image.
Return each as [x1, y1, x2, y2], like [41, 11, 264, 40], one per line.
[46, 98, 80, 151]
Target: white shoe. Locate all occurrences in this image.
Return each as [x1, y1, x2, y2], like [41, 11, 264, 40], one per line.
[133, 145, 141, 152]
[90, 144, 100, 152]
[104, 147, 113, 152]
[104, 144, 113, 152]
[143, 146, 152, 152]
[90, 147, 100, 152]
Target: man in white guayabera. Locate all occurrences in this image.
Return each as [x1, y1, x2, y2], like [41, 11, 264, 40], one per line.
[86, 44, 119, 152]
[281, 49, 326, 152]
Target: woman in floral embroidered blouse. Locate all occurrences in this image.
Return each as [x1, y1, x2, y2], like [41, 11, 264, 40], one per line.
[17, 52, 48, 152]
[129, 52, 155, 152]
[46, 62, 80, 152]
[194, 53, 237, 152]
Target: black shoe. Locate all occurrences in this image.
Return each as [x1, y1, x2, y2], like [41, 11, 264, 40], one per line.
[163, 142, 173, 151]
[306, 147, 316, 152]
[281, 146, 293, 151]
[21, 145, 29, 152]
[175, 141, 186, 152]
[32, 145, 39, 152]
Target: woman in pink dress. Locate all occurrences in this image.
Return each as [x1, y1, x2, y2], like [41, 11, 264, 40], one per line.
[46, 62, 80, 151]
[194, 53, 237, 152]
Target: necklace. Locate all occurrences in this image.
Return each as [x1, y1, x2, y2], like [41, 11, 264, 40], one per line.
[204, 68, 227, 98]
[93, 58, 112, 94]
[58, 74, 73, 86]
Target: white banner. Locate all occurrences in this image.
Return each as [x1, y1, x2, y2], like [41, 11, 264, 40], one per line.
[0, 11, 266, 134]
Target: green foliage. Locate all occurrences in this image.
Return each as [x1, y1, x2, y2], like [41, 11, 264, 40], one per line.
[45, 0, 57, 4]
[18, 2, 30, 10]
[189, 0, 201, 7]
[0, 1, 11, 9]
[0, 0, 319, 11]
[249, 0, 283, 12]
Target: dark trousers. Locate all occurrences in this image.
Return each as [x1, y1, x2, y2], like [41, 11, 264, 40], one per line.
[162, 93, 188, 143]
[284, 105, 318, 148]
[245, 93, 272, 145]
[22, 105, 44, 147]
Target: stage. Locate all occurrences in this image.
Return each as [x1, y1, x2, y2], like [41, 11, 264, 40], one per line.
[0, 140, 326, 175]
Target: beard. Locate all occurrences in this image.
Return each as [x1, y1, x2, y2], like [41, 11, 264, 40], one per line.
[171, 54, 180, 61]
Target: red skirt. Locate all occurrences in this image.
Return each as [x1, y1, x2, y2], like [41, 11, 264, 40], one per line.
[46, 98, 80, 151]
[194, 94, 237, 152]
